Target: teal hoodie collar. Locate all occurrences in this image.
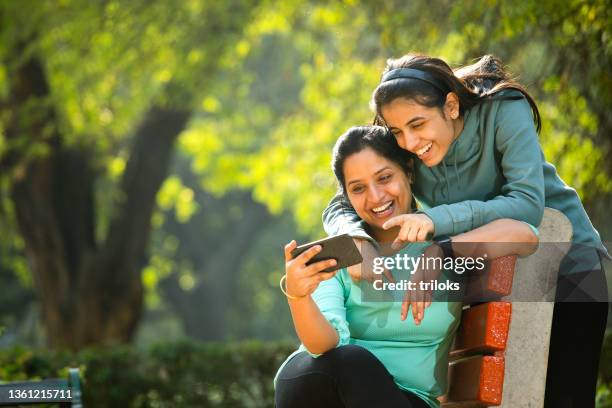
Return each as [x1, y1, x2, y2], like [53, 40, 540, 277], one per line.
[427, 106, 479, 202]
[445, 106, 479, 162]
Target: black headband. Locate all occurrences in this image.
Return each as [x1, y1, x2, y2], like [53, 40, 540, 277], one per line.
[380, 68, 446, 93]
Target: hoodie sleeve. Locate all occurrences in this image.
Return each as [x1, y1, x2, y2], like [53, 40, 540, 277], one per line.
[423, 97, 545, 236]
[322, 193, 373, 241]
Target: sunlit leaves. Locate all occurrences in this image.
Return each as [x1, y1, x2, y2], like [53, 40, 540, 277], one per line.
[157, 176, 198, 223]
[172, 0, 611, 237]
[181, 1, 382, 234]
[539, 78, 612, 199]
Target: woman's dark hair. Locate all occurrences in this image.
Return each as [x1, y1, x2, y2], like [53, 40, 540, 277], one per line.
[371, 54, 541, 133]
[332, 125, 414, 197]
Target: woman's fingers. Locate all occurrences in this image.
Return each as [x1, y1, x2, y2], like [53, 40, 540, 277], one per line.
[294, 244, 322, 266]
[304, 258, 337, 276]
[318, 270, 339, 282]
[284, 240, 297, 262]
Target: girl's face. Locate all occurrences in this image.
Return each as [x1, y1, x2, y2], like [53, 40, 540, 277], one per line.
[343, 148, 412, 232]
[381, 95, 462, 167]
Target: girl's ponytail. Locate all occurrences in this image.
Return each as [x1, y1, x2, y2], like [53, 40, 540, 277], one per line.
[455, 55, 541, 132]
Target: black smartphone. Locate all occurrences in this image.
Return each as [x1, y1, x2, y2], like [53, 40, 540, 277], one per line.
[290, 234, 363, 273]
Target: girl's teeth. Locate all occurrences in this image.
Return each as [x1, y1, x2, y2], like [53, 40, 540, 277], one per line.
[417, 142, 432, 156]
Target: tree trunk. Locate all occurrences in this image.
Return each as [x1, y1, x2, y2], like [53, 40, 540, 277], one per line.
[4, 52, 189, 349]
[159, 192, 271, 340]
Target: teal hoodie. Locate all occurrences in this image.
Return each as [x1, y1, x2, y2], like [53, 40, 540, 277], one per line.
[323, 91, 609, 268]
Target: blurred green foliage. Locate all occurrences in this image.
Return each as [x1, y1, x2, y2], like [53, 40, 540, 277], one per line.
[0, 340, 295, 407]
[178, 0, 611, 235]
[598, 332, 612, 407]
[1, 337, 612, 407]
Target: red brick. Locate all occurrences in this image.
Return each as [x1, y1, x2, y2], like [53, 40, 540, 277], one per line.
[463, 255, 516, 301]
[487, 256, 516, 295]
[451, 302, 512, 358]
[445, 355, 505, 406]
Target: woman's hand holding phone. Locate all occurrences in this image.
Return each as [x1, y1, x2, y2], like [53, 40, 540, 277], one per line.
[284, 240, 338, 299]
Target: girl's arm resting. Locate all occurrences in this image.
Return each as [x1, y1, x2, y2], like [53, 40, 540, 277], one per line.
[288, 275, 350, 357]
[450, 218, 539, 258]
[323, 194, 372, 241]
[423, 97, 545, 237]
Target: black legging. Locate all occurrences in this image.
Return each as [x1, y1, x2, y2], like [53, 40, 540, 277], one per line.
[544, 252, 609, 408]
[275, 344, 430, 408]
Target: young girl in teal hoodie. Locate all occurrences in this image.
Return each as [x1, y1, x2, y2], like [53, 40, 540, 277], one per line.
[323, 54, 608, 407]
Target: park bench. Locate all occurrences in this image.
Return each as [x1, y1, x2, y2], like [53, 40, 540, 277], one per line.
[0, 368, 83, 407]
[441, 208, 572, 407]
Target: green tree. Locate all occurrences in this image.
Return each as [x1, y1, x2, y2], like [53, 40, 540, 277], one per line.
[0, 0, 257, 349]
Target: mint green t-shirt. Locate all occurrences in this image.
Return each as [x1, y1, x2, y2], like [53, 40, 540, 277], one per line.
[275, 243, 462, 408]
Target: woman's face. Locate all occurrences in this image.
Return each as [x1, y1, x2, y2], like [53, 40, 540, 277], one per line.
[381, 95, 461, 167]
[343, 147, 412, 231]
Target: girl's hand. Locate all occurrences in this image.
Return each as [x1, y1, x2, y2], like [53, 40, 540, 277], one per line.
[284, 240, 339, 299]
[401, 243, 443, 325]
[382, 213, 435, 249]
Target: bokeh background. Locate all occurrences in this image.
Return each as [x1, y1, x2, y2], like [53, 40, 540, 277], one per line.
[0, 0, 611, 406]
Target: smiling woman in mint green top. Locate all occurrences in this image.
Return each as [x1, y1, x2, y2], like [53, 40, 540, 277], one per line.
[275, 125, 538, 408]
[276, 242, 462, 408]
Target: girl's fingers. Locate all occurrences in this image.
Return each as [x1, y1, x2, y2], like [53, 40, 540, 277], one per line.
[401, 290, 411, 321]
[406, 226, 419, 243]
[416, 227, 430, 242]
[382, 215, 405, 230]
[391, 238, 403, 250]
[393, 223, 413, 249]
[414, 301, 425, 325]
[398, 222, 412, 241]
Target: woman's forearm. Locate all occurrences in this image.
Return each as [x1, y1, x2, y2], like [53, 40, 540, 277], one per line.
[287, 296, 339, 355]
[450, 218, 538, 258]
